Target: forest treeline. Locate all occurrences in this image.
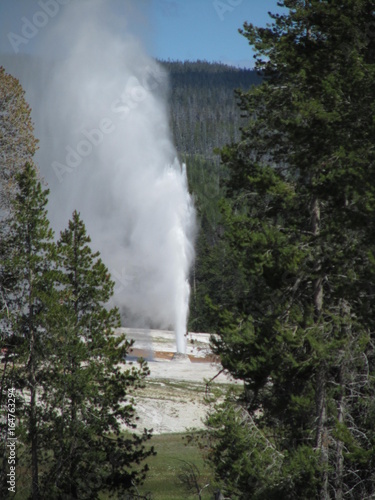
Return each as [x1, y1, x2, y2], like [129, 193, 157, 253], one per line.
[162, 59, 261, 159]
[160, 60, 262, 333]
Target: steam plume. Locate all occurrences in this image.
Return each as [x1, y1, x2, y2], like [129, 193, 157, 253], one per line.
[2, 0, 196, 352]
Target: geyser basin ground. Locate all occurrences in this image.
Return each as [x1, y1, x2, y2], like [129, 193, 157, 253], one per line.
[117, 328, 236, 434]
[118, 327, 220, 364]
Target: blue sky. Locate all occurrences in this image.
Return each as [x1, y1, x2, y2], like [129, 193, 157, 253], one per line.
[0, 0, 283, 68]
[150, 0, 283, 67]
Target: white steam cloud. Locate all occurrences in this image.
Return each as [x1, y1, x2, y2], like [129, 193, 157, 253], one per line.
[2, 0, 196, 352]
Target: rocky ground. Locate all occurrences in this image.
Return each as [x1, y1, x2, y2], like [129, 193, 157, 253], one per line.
[118, 328, 238, 434]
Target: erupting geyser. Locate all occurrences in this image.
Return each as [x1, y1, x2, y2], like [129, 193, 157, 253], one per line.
[2, 0, 196, 352]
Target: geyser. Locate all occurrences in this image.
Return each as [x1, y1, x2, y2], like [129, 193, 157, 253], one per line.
[1, 0, 195, 352]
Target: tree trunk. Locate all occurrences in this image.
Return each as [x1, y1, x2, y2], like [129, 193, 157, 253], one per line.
[30, 383, 39, 500]
[28, 303, 39, 500]
[69, 362, 78, 499]
[335, 300, 350, 500]
[334, 364, 345, 500]
[311, 196, 323, 316]
[311, 195, 330, 499]
[316, 364, 329, 500]
[0, 357, 10, 412]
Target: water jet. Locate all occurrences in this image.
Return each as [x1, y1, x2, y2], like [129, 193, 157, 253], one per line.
[171, 352, 191, 363]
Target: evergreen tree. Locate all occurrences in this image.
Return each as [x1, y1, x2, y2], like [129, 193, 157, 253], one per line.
[0, 67, 38, 210]
[1, 168, 153, 498]
[39, 210, 154, 499]
[0, 163, 56, 499]
[207, 1, 375, 498]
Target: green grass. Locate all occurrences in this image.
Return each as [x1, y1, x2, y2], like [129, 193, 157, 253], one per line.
[145, 378, 210, 393]
[138, 432, 214, 499]
[7, 432, 215, 499]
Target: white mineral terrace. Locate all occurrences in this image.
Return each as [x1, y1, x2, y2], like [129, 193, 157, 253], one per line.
[116, 327, 232, 382]
[116, 328, 238, 433]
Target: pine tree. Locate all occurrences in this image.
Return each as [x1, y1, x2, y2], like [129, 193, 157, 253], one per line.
[1, 171, 154, 498]
[0, 163, 56, 499]
[207, 1, 375, 498]
[38, 210, 154, 499]
[0, 67, 38, 211]
[0, 70, 41, 494]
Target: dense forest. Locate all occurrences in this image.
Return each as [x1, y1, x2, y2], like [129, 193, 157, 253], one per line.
[162, 60, 261, 159]
[159, 60, 262, 333]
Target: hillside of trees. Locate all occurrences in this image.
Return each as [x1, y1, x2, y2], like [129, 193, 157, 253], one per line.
[159, 60, 262, 333]
[161, 60, 261, 159]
